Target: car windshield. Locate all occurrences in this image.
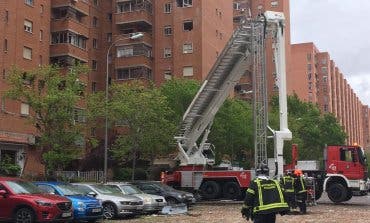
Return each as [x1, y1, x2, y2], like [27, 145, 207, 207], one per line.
[119, 185, 143, 195]
[57, 184, 83, 196]
[91, 184, 122, 195]
[6, 180, 42, 194]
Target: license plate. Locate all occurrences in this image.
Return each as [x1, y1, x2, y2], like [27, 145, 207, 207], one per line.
[92, 208, 101, 213]
[62, 212, 72, 217]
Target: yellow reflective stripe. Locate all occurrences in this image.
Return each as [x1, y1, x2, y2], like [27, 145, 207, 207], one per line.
[247, 188, 255, 195]
[274, 180, 286, 203]
[285, 189, 294, 193]
[300, 177, 306, 190]
[254, 202, 289, 212]
[256, 179, 263, 207]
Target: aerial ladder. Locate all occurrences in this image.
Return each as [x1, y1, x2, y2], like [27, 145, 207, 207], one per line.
[162, 11, 291, 200]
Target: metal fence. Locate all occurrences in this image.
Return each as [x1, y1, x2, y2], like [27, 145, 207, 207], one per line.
[54, 171, 104, 182]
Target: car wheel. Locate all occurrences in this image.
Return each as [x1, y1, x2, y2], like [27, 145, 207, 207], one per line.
[103, 203, 117, 219]
[14, 207, 35, 223]
[166, 197, 178, 205]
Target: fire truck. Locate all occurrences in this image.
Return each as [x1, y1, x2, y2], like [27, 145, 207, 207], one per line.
[162, 11, 292, 200]
[285, 144, 369, 203]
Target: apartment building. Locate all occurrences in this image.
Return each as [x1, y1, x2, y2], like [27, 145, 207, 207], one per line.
[290, 42, 365, 146]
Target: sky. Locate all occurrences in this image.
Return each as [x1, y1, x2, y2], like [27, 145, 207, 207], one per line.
[290, 0, 370, 106]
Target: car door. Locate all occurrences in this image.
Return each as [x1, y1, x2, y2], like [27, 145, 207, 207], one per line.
[0, 183, 14, 220]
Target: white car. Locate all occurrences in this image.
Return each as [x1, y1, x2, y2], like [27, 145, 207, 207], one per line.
[106, 182, 167, 213]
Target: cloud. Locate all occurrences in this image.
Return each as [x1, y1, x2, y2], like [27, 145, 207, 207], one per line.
[290, 0, 370, 106]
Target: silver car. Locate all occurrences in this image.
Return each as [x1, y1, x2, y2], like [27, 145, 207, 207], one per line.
[72, 183, 144, 219]
[106, 182, 167, 213]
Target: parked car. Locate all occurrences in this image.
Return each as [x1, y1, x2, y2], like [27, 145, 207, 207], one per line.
[34, 182, 103, 223]
[72, 183, 144, 219]
[0, 177, 73, 223]
[131, 181, 196, 205]
[105, 182, 167, 213]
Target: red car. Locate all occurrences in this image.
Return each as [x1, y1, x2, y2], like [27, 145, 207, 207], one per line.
[0, 177, 73, 222]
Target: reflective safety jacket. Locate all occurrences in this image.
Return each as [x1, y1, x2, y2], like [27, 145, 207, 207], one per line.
[294, 176, 307, 194]
[280, 175, 295, 193]
[244, 177, 289, 215]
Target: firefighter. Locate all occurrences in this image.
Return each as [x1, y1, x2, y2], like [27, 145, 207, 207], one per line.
[241, 163, 289, 223]
[293, 169, 307, 214]
[280, 170, 296, 211]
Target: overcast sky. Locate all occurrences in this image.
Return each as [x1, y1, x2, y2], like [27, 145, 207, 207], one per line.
[290, 0, 370, 106]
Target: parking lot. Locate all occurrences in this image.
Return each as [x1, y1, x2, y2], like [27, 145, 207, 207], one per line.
[104, 194, 370, 223]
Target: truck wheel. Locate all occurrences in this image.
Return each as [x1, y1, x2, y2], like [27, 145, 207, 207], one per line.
[200, 181, 220, 200]
[315, 188, 323, 200]
[343, 190, 353, 202]
[327, 183, 347, 203]
[222, 182, 242, 200]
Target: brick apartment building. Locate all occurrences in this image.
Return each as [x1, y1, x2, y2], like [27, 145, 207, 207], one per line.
[0, 0, 369, 175]
[290, 42, 366, 147]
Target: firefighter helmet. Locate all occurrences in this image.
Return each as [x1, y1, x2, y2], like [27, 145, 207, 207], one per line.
[256, 163, 269, 176]
[294, 169, 303, 176]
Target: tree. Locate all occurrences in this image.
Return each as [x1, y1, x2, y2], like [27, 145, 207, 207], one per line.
[160, 78, 200, 124]
[209, 99, 254, 168]
[89, 82, 176, 180]
[6, 65, 88, 174]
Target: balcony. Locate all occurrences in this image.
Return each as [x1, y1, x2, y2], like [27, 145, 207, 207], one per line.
[114, 55, 152, 69]
[50, 44, 88, 63]
[51, 0, 89, 16]
[51, 18, 89, 38]
[114, 11, 152, 30]
[113, 33, 153, 46]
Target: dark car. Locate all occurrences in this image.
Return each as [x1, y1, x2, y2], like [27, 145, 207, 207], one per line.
[35, 182, 103, 223]
[131, 181, 195, 205]
[0, 177, 73, 223]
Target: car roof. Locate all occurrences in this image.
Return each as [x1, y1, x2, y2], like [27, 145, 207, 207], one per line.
[0, 177, 24, 182]
[34, 181, 69, 185]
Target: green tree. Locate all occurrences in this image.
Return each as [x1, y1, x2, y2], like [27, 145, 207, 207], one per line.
[5, 65, 87, 174]
[160, 78, 200, 124]
[209, 99, 254, 168]
[89, 82, 176, 180]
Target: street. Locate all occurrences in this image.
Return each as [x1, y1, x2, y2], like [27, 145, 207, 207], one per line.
[104, 194, 370, 223]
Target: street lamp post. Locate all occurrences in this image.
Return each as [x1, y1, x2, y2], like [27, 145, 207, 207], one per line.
[103, 32, 144, 183]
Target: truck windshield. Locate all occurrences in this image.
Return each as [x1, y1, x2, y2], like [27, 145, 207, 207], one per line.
[6, 180, 42, 194]
[357, 147, 367, 166]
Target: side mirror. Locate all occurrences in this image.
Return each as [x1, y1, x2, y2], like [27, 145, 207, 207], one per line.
[0, 190, 8, 197]
[87, 191, 97, 197]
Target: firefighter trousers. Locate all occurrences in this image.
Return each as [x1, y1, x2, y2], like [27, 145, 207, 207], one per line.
[253, 213, 276, 223]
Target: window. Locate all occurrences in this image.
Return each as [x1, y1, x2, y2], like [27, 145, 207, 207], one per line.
[307, 53, 312, 61]
[24, 20, 33, 33]
[93, 0, 98, 6]
[164, 26, 172, 36]
[307, 73, 312, 80]
[39, 30, 43, 41]
[25, 0, 33, 6]
[164, 3, 172, 13]
[51, 31, 87, 49]
[183, 66, 193, 76]
[323, 75, 328, 82]
[164, 48, 172, 58]
[23, 47, 32, 60]
[183, 43, 193, 53]
[117, 47, 133, 57]
[74, 108, 86, 123]
[2, 69, 5, 79]
[321, 58, 327, 65]
[93, 38, 98, 49]
[164, 70, 172, 80]
[92, 82, 97, 93]
[307, 64, 312, 71]
[233, 2, 240, 10]
[321, 67, 328, 74]
[117, 44, 152, 58]
[40, 4, 44, 14]
[4, 39, 8, 52]
[107, 13, 112, 22]
[271, 1, 279, 7]
[92, 17, 98, 27]
[116, 66, 152, 80]
[177, 0, 192, 7]
[39, 55, 42, 66]
[21, 103, 29, 116]
[107, 33, 112, 42]
[5, 10, 8, 23]
[183, 20, 193, 31]
[92, 60, 97, 70]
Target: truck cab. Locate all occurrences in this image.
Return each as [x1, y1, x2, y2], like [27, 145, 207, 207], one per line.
[324, 145, 369, 203]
